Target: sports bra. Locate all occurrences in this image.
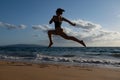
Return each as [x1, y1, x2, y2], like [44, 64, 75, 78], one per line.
[54, 21, 62, 29]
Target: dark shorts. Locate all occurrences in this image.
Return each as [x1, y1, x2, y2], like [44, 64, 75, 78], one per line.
[55, 28, 63, 35]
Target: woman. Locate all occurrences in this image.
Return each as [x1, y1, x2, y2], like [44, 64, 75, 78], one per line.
[48, 8, 86, 47]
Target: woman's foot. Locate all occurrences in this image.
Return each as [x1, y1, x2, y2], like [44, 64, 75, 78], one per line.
[80, 40, 86, 47]
[48, 42, 53, 48]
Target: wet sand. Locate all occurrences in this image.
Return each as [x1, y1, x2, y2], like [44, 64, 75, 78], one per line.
[0, 60, 120, 80]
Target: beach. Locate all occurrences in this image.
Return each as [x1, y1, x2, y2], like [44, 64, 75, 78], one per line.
[0, 60, 120, 80]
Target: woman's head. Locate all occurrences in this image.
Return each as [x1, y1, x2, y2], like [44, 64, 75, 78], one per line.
[56, 8, 65, 15]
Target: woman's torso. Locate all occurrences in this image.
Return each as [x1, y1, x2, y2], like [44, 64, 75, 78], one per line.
[53, 16, 62, 29]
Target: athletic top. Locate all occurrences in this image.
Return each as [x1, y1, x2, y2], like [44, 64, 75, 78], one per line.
[50, 15, 64, 30]
[54, 21, 62, 29]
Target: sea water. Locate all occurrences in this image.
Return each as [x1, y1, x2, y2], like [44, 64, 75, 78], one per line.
[0, 46, 120, 68]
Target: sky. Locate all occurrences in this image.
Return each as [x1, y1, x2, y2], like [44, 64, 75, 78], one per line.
[0, 0, 120, 47]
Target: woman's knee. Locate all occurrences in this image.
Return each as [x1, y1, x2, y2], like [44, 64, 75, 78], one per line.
[63, 36, 71, 40]
[48, 30, 52, 35]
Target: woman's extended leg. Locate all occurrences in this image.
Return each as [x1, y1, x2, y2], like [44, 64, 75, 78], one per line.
[59, 32, 86, 47]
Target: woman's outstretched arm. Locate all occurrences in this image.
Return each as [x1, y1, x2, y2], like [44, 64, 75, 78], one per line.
[62, 17, 76, 26]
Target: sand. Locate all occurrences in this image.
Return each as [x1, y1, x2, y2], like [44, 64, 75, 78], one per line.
[0, 60, 120, 80]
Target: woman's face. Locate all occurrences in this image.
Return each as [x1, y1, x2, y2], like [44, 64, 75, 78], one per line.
[56, 11, 63, 16]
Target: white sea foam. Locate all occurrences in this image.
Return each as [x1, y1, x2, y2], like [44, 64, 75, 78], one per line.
[0, 53, 120, 68]
[0, 47, 120, 68]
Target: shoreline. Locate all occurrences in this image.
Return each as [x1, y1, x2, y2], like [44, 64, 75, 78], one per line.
[0, 60, 120, 80]
[1, 58, 120, 69]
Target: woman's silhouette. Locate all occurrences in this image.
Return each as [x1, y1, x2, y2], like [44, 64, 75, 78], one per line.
[48, 8, 86, 47]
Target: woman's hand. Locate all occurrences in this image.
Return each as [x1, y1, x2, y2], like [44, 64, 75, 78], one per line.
[71, 23, 76, 26]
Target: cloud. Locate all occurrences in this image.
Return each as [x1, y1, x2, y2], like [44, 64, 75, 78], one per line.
[18, 24, 27, 29]
[71, 19, 120, 41]
[0, 22, 27, 30]
[85, 29, 120, 44]
[32, 25, 52, 32]
[0, 22, 16, 29]
[73, 19, 102, 30]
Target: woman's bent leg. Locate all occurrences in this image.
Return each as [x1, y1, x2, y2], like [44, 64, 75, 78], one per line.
[48, 30, 56, 48]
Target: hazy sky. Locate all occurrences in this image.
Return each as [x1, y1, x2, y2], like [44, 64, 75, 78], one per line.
[0, 0, 120, 47]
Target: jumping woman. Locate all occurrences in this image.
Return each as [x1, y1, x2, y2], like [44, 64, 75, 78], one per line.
[48, 8, 86, 47]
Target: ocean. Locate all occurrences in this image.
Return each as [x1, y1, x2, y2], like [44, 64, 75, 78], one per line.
[0, 45, 120, 68]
